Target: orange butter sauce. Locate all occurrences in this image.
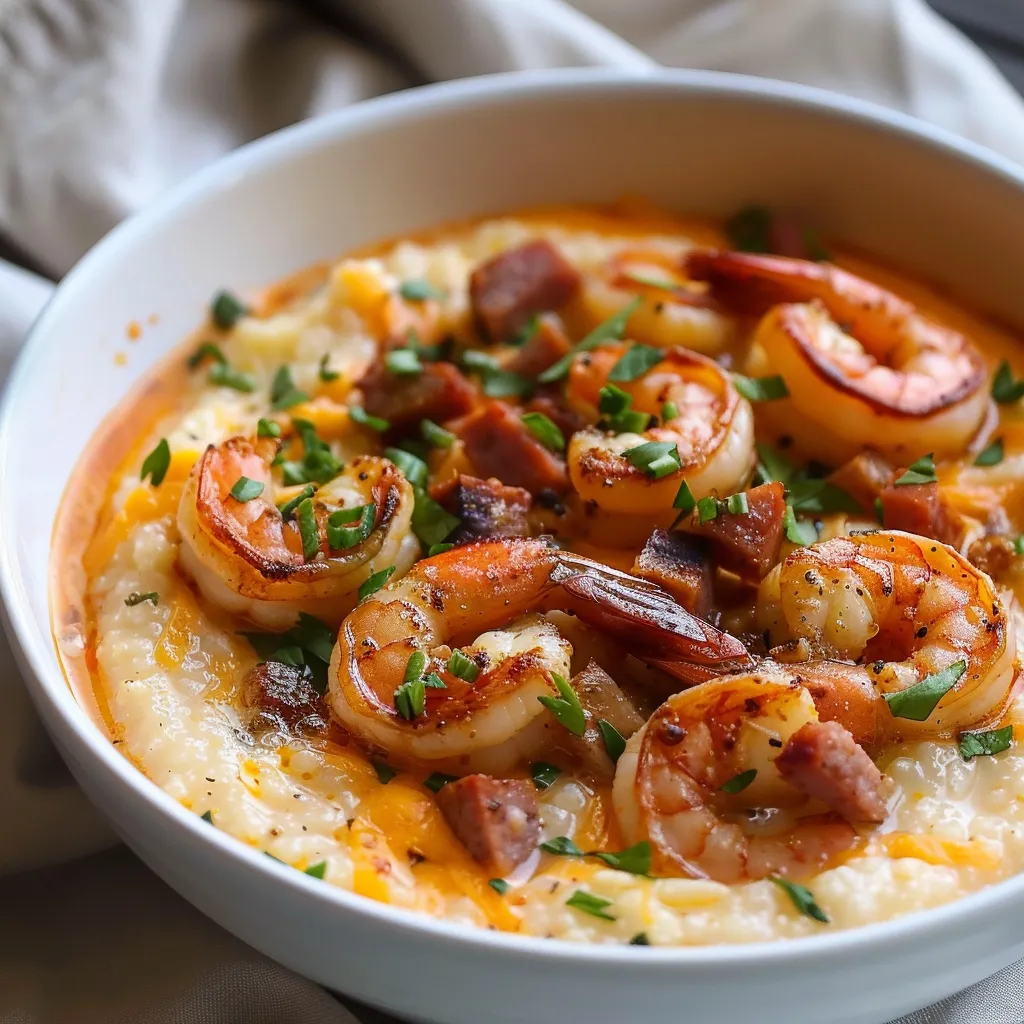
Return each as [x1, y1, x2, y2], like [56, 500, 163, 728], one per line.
[50, 201, 1024, 922]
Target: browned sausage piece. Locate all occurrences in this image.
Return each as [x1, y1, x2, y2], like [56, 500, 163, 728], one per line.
[449, 399, 569, 495]
[436, 474, 532, 543]
[681, 481, 786, 584]
[435, 775, 541, 875]
[359, 360, 477, 433]
[505, 314, 572, 378]
[242, 661, 327, 734]
[563, 661, 645, 781]
[879, 479, 965, 547]
[775, 720, 887, 823]
[633, 530, 713, 618]
[826, 451, 893, 512]
[470, 240, 582, 343]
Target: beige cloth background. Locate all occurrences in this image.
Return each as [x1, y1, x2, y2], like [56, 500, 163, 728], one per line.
[3, 1, 1024, 1021]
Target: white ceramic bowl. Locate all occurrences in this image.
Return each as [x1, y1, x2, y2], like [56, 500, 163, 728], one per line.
[5, 69, 1024, 1024]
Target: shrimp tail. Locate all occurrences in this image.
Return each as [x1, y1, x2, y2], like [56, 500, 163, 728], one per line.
[548, 554, 753, 678]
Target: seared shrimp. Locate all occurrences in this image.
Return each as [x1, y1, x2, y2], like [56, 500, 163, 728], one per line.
[758, 531, 1018, 745]
[567, 344, 755, 513]
[582, 248, 733, 355]
[329, 537, 751, 772]
[614, 673, 881, 883]
[178, 436, 418, 630]
[688, 251, 988, 463]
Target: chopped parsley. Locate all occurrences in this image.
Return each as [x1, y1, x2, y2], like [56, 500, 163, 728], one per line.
[696, 496, 719, 524]
[733, 374, 789, 401]
[187, 341, 226, 369]
[211, 290, 249, 329]
[538, 297, 642, 384]
[974, 438, 1004, 467]
[628, 933, 651, 946]
[304, 861, 327, 879]
[385, 348, 423, 377]
[671, 480, 696, 526]
[726, 205, 774, 253]
[461, 350, 533, 399]
[424, 772, 458, 793]
[124, 591, 159, 607]
[241, 612, 334, 694]
[721, 768, 757, 794]
[894, 453, 937, 486]
[229, 476, 265, 502]
[598, 384, 650, 434]
[622, 269, 678, 290]
[420, 419, 455, 448]
[727, 491, 749, 515]
[270, 365, 309, 410]
[661, 401, 679, 421]
[426, 543, 454, 557]
[281, 419, 342, 485]
[771, 876, 830, 923]
[783, 504, 818, 546]
[593, 842, 652, 876]
[992, 360, 1024, 404]
[358, 565, 396, 602]
[257, 418, 281, 438]
[349, 405, 389, 432]
[541, 836, 583, 856]
[521, 411, 566, 453]
[489, 878, 510, 895]
[140, 438, 171, 487]
[884, 660, 966, 721]
[623, 440, 681, 479]
[201, 810, 214, 824]
[565, 890, 616, 921]
[373, 761, 398, 784]
[318, 354, 339, 383]
[607, 344, 663, 383]
[208, 361, 256, 392]
[411, 488, 460, 548]
[537, 673, 586, 736]
[959, 726, 1013, 761]
[399, 279, 446, 302]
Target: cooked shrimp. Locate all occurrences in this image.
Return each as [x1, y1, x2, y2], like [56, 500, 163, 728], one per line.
[614, 672, 876, 883]
[688, 250, 989, 464]
[566, 344, 755, 514]
[328, 537, 751, 772]
[757, 531, 1018, 745]
[177, 436, 418, 630]
[581, 248, 733, 355]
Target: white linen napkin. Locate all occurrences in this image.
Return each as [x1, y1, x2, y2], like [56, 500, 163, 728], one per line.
[2, 1, 1024, 1021]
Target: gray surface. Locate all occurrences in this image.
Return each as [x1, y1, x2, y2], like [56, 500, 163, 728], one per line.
[931, 0, 1024, 94]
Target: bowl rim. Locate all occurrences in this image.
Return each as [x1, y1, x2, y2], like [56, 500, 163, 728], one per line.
[5, 65, 1024, 970]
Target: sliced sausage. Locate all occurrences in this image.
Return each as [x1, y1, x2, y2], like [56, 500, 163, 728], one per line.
[242, 661, 327, 734]
[436, 474, 532, 543]
[775, 720, 887, 823]
[681, 481, 786, 583]
[359, 360, 477, 433]
[826, 451, 893, 513]
[522, 390, 587, 442]
[435, 775, 541, 875]
[879, 479, 963, 547]
[632, 529, 713, 618]
[505, 314, 572, 378]
[448, 399, 569, 494]
[563, 661, 645, 781]
[470, 240, 581, 342]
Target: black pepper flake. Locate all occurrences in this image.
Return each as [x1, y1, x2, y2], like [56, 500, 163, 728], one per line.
[768, 737, 783, 748]
[916, 626, 928, 638]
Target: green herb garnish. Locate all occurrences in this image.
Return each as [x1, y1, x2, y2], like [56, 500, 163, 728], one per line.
[318, 354, 339, 383]
[721, 768, 757, 794]
[661, 401, 678, 421]
[522, 412, 566, 453]
[211, 290, 249, 329]
[598, 720, 626, 764]
[959, 725, 1013, 761]
[208, 362, 256, 392]
[427, 543, 454, 557]
[420, 419, 455, 448]
[399, 279, 446, 302]
[270, 365, 309, 410]
[593, 842, 652, 876]
[541, 835, 585, 856]
[531, 761, 561, 790]
[726, 206, 773, 253]
[304, 861, 327, 879]
[623, 440, 681, 479]
[326, 503, 375, 550]
[385, 348, 424, 377]
[296, 498, 321, 561]
[671, 480, 696, 527]
[140, 438, 171, 487]
[349, 405, 389, 432]
[974, 438, 1004, 467]
[992, 360, 1024, 404]
[783, 504, 818, 546]
[373, 761, 398, 784]
[384, 446, 428, 488]
[608, 344, 663, 383]
[622, 270, 678, 290]
[884, 660, 966, 721]
[598, 384, 650, 434]
[771, 876, 830, 923]
[894, 453, 937, 486]
[187, 341, 226, 369]
[124, 591, 159, 607]
[629, 933, 651, 946]
[538, 297, 642, 384]
[565, 890, 616, 922]
[696, 496, 719, 524]
[489, 878, 510, 895]
[358, 565, 396, 602]
[424, 772, 458, 793]
[230, 476, 265, 502]
[411, 488, 460, 548]
[726, 492, 750, 515]
[447, 649, 480, 682]
[538, 673, 586, 736]
[461, 350, 533, 399]
[257, 417, 281, 438]
[278, 483, 316, 520]
[201, 810, 214, 825]
[733, 374, 789, 402]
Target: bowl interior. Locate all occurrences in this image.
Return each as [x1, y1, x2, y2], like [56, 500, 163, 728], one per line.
[6, 69, 1024, 981]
